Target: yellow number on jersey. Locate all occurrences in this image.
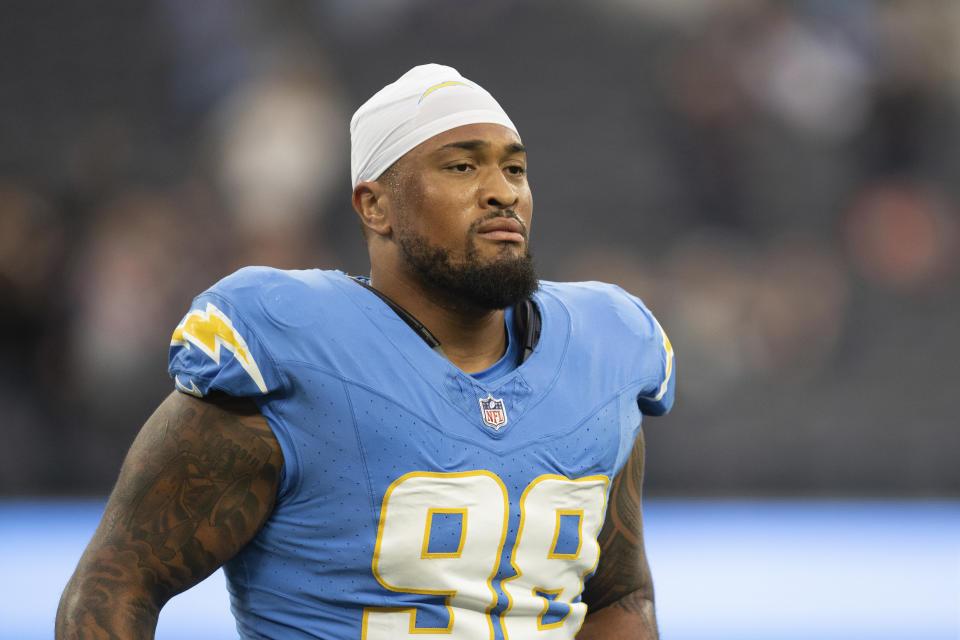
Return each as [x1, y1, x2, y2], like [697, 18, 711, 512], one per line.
[501, 476, 608, 638]
[362, 472, 608, 639]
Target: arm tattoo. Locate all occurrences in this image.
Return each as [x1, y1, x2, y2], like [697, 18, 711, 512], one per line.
[56, 392, 282, 638]
[582, 428, 657, 630]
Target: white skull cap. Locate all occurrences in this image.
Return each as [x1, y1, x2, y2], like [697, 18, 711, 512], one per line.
[350, 63, 519, 188]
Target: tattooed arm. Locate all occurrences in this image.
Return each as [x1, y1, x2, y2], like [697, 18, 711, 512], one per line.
[55, 391, 283, 639]
[577, 427, 658, 640]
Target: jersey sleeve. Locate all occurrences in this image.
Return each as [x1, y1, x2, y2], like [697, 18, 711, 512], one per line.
[168, 273, 284, 399]
[613, 286, 676, 416]
[636, 311, 675, 416]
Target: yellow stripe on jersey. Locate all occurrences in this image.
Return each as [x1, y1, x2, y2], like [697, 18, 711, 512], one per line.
[171, 302, 268, 394]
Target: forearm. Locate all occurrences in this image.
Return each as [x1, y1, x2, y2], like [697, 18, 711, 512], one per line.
[577, 590, 658, 640]
[56, 551, 162, 639]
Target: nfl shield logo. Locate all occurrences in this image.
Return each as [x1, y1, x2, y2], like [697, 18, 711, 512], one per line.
[478, 394, 508, 430]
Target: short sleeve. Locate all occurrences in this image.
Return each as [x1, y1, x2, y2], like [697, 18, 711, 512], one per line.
[636, 310, 675, 416]
[603, 285, 675, 417]
[168, 288, 283, 399]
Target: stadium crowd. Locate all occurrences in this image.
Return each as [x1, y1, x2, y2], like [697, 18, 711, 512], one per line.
[2, 0, 957, 495]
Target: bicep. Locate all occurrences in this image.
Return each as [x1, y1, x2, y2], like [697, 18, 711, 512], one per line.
[582, 427, 654, 611]
[72, 390, 283, 608]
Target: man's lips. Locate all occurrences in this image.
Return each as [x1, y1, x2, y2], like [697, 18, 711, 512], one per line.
[475, 217, 526, 243]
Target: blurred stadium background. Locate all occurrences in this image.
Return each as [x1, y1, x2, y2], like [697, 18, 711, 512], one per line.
[1, 1, 958, 638]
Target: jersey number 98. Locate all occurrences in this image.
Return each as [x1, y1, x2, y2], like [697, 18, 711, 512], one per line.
[362, 471, 608, 639]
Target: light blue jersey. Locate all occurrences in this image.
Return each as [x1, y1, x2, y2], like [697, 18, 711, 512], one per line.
[168, 268, 675, 640]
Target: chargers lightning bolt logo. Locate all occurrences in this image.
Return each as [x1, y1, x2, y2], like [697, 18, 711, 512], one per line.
[170, 302, 268, 394]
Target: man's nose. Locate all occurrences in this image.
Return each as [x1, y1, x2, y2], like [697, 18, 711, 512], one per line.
[479, 168, 519, 209]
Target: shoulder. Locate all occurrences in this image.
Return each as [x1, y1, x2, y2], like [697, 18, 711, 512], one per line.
[537, 280, 660, 341]
[198, 267, 346, 327]
[169, 268, 345, 398]
[205, 266, 342, 306]
[538, 280, 675, 415]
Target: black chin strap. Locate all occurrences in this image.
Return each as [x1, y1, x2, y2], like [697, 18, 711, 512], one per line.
[349, 276, 541, 365]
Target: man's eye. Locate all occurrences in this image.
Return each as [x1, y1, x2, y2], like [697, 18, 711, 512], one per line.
[452, 163, 472, 172]
[506, 165, 526, 175]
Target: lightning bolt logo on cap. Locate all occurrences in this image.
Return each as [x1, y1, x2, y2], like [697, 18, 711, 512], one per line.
[171, 302, 268, 394]
[417, 80, 470, 103]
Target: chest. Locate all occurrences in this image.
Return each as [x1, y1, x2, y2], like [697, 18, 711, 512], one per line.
[275, 358, 631, 497]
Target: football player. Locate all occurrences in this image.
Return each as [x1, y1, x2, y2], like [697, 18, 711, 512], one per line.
[57, 64, 675, 639]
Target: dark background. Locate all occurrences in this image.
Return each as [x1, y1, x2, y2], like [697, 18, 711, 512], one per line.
[2, 0, 958, 496]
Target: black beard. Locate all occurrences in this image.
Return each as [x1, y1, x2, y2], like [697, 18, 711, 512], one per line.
[397, 227, 539, 312]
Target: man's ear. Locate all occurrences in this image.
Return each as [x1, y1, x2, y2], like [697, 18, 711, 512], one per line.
[352, 181, 393, 237]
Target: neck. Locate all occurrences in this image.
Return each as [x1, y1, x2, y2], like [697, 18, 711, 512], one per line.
[368, 266, 508, 374]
